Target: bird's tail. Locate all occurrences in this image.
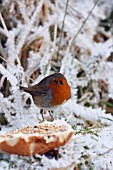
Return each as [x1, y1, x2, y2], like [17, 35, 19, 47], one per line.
[20, 86, 36, 95]
[20, 86, 29, 92]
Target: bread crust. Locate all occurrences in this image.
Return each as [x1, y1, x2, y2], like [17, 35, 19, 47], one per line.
[0, 121, 74, 156]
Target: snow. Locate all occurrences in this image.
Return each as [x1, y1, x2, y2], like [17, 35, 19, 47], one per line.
[0, 0, 113, 169]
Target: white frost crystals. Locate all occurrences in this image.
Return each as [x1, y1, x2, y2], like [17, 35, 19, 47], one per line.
[0, 0, 113, 169]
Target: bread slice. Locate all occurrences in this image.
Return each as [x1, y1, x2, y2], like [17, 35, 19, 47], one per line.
[0, 120, 74, 156]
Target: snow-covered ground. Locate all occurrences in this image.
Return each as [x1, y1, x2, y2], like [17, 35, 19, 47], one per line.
[0, 0, 113, 169]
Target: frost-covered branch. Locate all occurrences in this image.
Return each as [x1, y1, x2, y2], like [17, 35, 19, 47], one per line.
[16, 0, 44, 55]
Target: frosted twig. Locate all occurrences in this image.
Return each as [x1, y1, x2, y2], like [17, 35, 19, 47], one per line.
[0, 27, 7, 37]
[16, 0, 44, 55]
[48, 16, 58, 68]
[57, 0, 70, 58]
[0, 41, 7, 58]
[17, 0, 29, 23]
[82, 147, 113, 165]
[70, 0, 100, 48]
[52, 17, 58, 54]
[0, 63, 18, 86]
[0, 12, 9, 36]
[0, 55, 34, 82]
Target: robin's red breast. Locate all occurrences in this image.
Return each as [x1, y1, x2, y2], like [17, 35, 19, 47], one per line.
[20, 73, 71, 121]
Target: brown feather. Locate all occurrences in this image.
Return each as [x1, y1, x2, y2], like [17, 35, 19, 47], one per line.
[20, 86, 47, 96]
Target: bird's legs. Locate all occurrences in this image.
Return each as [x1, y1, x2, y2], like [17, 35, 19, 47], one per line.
[40, 109, 44, 121]
[40, 109, 54, 121]
[48, 111, 54, 121]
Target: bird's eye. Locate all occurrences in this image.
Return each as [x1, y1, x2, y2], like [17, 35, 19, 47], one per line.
[53, 79, 57, 83]
[59, 81, 64, 85]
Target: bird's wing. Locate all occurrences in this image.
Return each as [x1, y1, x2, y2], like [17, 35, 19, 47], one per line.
[20, 84, 48, 96]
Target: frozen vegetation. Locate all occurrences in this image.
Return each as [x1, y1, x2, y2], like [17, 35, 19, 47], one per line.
[0, 0, 113, 169]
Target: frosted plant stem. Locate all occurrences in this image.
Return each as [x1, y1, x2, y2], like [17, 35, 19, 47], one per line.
[45, 15, 58, 75]
[49, 17, 58, 66]
[0, 27, 7, 37]
[17, 0, 29, 23]
[0, 40, 7, 58]
[70, 0, 100, 47]
[83, 147, 113, 164]
[53, 18, 58, 54]
[16, 0, 44, 55]
[57, 0, 70, 58]
[0, 12, 9, 36]
[0, 55, 34, 82]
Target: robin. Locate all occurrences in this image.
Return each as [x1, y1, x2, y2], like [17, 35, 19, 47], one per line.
[20, 73, 71, 121]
